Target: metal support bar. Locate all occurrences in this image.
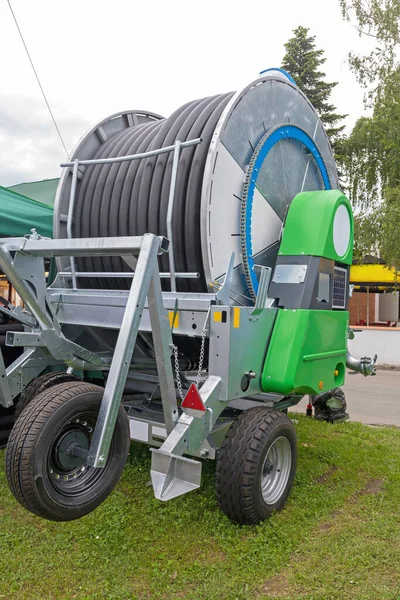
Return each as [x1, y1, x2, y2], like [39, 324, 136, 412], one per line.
[7, 236, 169, 257]
[147, 271, 179, 433]
[60, 138, 202, 168]
[0, 245, 54, 331]
[251, 266, 273, 319]
[166, 140, 181, 292]
[57, 271, 199, 279]
[0, 350, 13, 408]
[0, 305, 36, 328]
[6, 331, 44, 347]
[49, 289, 218, 310]
[87, 233, 164, 468]
[66, 159, 79, 289]
[216, 253, 235, 305]
[0, 247, 105, 367]
[39, 331, 106, 366]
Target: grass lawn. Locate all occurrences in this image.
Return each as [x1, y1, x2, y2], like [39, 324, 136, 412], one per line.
[0, 415, 399, 600]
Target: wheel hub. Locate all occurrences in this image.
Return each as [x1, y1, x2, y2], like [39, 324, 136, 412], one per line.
[261, 436, 292, 505]
[54, 429, 89, 471]
[263, 460, 274, 476]
[49, 416, 95, 484]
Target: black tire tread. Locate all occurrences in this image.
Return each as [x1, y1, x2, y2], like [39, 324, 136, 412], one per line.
[15, 371, 80, 419]
[216, 408, 297, 525]
[6, 382, 112, 520]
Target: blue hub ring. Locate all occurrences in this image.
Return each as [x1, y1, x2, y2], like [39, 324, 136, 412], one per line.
[241, 124, 332, 298]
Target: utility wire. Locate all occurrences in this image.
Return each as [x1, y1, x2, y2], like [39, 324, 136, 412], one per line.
[6, 0, 69, 158]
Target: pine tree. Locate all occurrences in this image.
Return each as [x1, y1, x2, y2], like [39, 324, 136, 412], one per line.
[281, 26, 346, 156]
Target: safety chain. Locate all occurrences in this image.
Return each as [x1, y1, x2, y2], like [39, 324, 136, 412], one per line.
[171, 308, 211, 400]
[172, 343, 185, 401]
[196, 308, 211, 388]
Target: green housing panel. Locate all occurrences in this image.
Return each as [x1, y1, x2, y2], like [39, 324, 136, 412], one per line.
[261, 309, 349, 395]
[278, 190, 354, 265]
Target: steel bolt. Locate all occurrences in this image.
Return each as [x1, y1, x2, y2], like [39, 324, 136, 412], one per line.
[200, 449, 209, 457]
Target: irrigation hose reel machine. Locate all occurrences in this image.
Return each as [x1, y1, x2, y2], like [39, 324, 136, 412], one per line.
[2, 68, 376, 524]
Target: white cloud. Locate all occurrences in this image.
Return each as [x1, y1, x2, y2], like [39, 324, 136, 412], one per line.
[0, 0, 373, 186]
[0, 92, 90, 185]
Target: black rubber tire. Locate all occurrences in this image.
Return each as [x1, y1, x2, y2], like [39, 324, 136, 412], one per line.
[5, 381, 130, 521]
[216, 408, 297, 525]
[14, 371, 80, 420]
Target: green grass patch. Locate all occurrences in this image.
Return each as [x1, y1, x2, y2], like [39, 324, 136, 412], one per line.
[0, 416, 399, 599]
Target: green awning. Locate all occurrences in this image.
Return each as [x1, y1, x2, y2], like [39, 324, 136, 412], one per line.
[8, 178, 59, 208]
[0, 186, 53, 238]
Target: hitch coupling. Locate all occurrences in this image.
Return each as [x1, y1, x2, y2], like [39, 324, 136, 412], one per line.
[346, 351, 377, 376]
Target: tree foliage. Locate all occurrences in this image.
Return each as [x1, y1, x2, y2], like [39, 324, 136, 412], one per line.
[281, 25, 347, 156]
[341, 1, 400, 267]
[340, 0, 400, 98]
[346, 72, 400, 205]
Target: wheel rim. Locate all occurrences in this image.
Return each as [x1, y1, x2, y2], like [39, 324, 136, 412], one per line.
[261, 436, 292, 505]
[47, 410, 108, 496]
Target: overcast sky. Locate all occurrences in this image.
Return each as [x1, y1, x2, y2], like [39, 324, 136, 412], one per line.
[0, 0, 373, 187]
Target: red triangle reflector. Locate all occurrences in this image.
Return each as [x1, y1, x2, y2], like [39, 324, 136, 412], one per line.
[181, 383, 206, 411]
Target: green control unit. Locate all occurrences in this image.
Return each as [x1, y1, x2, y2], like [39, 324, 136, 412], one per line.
[262, 190, 353, 395]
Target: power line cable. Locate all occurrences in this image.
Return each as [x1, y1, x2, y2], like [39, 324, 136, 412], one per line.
[6, 0, 69, 157]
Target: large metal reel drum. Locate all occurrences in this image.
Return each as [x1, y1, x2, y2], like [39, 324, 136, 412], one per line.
[54, 70, 339, 361]
[54, 70, 338, 301]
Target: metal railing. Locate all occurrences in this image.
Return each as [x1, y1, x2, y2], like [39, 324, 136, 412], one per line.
[60, 137, 203, 292]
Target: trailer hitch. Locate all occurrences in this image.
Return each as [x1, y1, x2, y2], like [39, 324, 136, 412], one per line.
[150, 376, 223, 501]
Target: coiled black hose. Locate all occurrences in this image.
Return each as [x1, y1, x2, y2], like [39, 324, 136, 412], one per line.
[73, 93, 234, 292]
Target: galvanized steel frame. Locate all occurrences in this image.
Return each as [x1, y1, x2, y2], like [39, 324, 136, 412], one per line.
[0, 134, 302, 501]
[0, 233, 179, 468]
[0, 229, 302, 500]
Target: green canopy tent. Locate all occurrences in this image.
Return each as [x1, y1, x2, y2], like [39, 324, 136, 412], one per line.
[8, 178, 59, 209]
[0, 186, 53, 238]
[0, 187, 53, 444]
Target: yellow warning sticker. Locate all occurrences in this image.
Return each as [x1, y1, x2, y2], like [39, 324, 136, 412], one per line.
[233, 307, 240, 328]
[168, 311, 179, 328]
[214, 311, 222, 323]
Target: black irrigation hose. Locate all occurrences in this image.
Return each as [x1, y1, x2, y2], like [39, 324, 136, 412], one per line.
[72, 92, 234, 360]
[73, 92, 234, 294]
